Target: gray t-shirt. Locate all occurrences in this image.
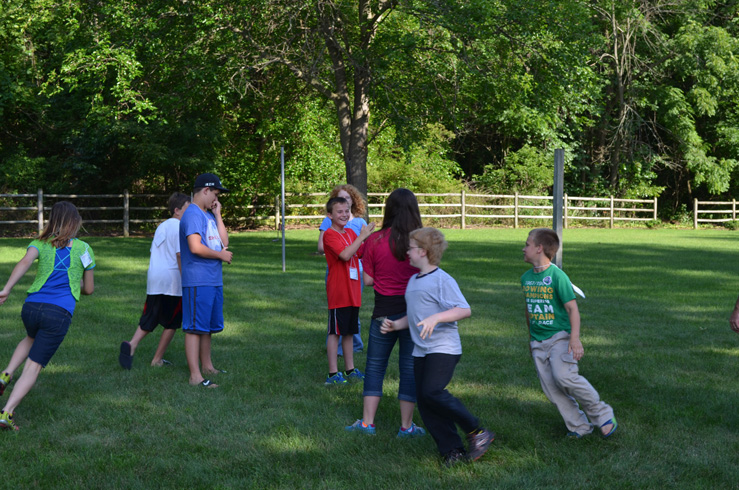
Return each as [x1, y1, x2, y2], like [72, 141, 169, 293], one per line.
[405, 268, 470, 357]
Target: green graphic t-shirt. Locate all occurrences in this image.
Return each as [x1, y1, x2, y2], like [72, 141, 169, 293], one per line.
[520, 264, 576, 341]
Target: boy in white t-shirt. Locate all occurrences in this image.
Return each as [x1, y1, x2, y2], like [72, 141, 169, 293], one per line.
[119, 193, 190, 369]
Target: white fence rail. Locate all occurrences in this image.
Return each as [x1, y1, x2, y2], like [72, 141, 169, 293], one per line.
[693, 199, 739, 228]
[0, 190, 659, 236]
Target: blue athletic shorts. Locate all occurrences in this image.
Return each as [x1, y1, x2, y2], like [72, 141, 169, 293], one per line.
[182, 286, 224, 335]
[22, 302, 72, 367]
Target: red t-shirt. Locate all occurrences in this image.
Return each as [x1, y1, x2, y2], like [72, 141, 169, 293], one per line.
[324, 227, 363, 309]
[362, 229, 419, 297]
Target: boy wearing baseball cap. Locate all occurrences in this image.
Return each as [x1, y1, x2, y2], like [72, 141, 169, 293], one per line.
[179, 173, 233, 387]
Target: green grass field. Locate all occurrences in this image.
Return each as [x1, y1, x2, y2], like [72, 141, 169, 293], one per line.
[0, 228, 737, 489]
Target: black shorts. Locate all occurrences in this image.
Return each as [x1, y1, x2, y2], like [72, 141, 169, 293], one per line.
[139, 295, 183, 331]
[327, 307, 360, 336]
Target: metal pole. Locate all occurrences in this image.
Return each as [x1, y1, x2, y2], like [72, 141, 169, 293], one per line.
[553, 149, 564, 268]
[281, 146, 286, 272]
[37, 188, 43, 234]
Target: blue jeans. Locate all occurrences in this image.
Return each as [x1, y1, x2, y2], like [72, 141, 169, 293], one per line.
[362, 313, 416, 402]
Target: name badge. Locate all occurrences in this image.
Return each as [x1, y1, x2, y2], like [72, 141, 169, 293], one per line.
[80, 251, 93, 268]
[349, 267, 359, 280]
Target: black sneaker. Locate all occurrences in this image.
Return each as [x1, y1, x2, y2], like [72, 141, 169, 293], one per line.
[443, 448, 467, 467]
[466, 428, 495, 461]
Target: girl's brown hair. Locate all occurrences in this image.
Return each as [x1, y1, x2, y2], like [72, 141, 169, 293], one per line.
[329, 184, 367, 217]
[38, 201, 83, 249]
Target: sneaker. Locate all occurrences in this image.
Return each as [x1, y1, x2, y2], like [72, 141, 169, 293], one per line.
[466, 428, 495, 461]
[344, 419, 376, 435]
[397, 422, 426, 438]
[566, 431, 583, 439]
[0, 410, 18, 431]
[345, 368, 365, 382]
[325, 372, 348, 386]
[443, 448, 467, 467]
[0, 372, 11, 396]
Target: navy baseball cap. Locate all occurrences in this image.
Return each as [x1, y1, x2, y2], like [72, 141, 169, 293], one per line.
[194, 173, 229, 193]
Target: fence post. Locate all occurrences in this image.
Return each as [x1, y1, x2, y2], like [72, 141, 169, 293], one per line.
[514, 192, 519, 229]
[609, 196, 614, 229]
[275, 195, 280, 231]
[460, 189, 466, 230]
[653, 197, 658, 221]
[123, 190, 130, 237]
[693, 199, 698, 229]
[733, 199, 736, 221]
[37, 189, 43, 234]
[564, 193, 569, 229]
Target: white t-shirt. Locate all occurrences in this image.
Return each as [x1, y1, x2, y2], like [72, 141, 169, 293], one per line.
[147, 218, 182, 296]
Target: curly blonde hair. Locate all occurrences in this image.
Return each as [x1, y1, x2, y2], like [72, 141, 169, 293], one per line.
[409, 227, 448, 266]
[329, 184, 366, 217]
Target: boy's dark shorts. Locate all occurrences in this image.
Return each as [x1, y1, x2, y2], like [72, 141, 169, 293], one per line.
[327, 307, 360, 336]
[22, 302, 72, 367]
[139, 294, 183, 332]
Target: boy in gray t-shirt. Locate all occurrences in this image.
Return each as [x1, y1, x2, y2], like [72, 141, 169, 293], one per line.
[381, 227, 495, 467]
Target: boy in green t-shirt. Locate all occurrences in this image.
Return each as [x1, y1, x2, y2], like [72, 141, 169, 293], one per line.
[521, 228, 617, 438]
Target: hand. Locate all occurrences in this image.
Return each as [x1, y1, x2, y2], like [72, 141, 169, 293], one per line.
[360, 222, 376, 239]
[730, 308, 739, 333]
[212, 198, 222, 215]
[220, 248, 233, 264]
[0, 289, 8, 306]
[418, 317, 439, 340]
[568, 338, 584, 361]
[380, 317, 393, 334]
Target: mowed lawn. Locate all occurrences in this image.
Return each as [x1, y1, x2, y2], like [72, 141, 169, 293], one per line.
[0, 228, 737, 489]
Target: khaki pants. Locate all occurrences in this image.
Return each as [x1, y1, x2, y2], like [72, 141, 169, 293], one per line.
[531, 331, 614, 435]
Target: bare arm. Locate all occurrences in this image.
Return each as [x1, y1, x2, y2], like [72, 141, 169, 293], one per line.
[730, 295, 739, 333]
[363, 271, 374, 287]
[187, 234, 233, 264]
[81, 269, 94, 295]
[212, 199, 229, 248]
[380, 316, 409, 333]
[338, 222, 376, 261]
[317, 230, 326, 253]
[564, 299, 583, 360]
[177, 252, 181, 272]
[0, 247, 39, 305]
[415, 307, 471, 340]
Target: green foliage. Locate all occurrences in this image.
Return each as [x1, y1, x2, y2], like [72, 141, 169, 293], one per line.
[473, 145, 553, 195]
[724, 220, 739, 230]
[367, 124, 463, 193]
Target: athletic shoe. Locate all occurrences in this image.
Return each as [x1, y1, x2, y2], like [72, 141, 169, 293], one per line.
[397, 422, 426, 438]
[0, 410, 18, 431]
[344, 419, 376, 435]
[566, 431, 583, 439]
[443, 448, 467, 467]
[325, 372, 348, 386]
[0, 372, 11, 396]
[466, 428, 495, 461]
[345, 368, 365, 382]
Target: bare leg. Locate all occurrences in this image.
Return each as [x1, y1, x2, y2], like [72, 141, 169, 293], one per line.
[342, 336, 354, 371]
[151, 329, 176, 366]
[185, 333, 209, 385]
[400, 400, 416, 430]
[363, 395, 381, 425]
[127, 327, 149, 355]
[199, 334, 216, 373]
[3, 359, 43, 414]
[327, 334, 339, 373]
[3, 336, 35, 377]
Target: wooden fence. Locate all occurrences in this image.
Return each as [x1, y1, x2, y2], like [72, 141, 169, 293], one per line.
[693, 198, 739, 228]
[0, 190, 659, 236]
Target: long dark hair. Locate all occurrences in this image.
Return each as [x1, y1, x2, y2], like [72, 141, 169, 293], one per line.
[379, 188, 422, 261]
[38, 201, 82, 249]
